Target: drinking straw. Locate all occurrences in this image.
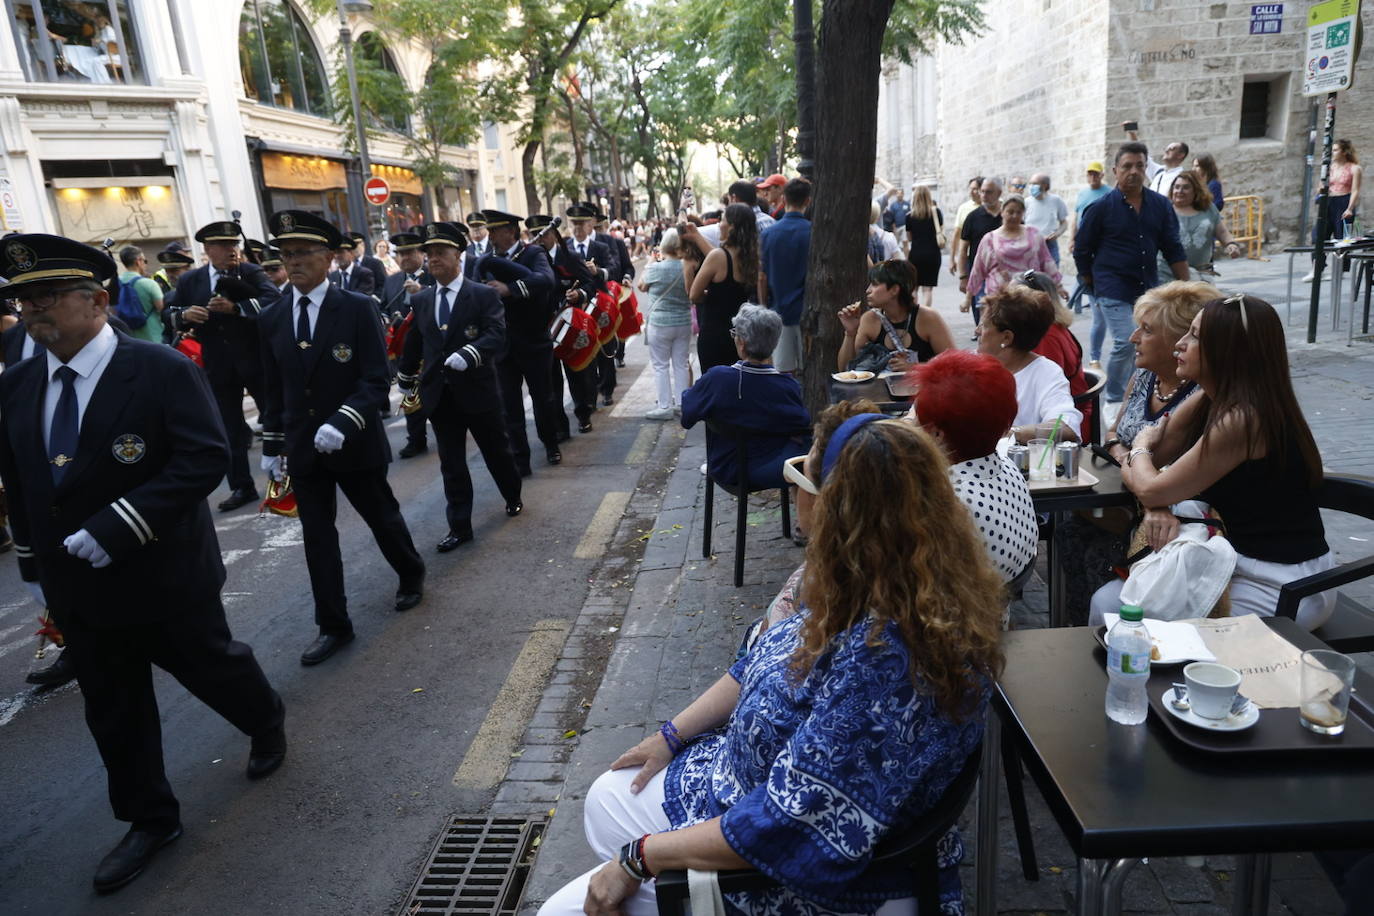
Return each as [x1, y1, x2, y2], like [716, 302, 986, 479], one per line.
[1036, 415, 1064, 470]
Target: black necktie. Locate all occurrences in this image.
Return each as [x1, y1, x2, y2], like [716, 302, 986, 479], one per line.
[296, 296, 312, 349]
[49, 365, 79, 485]
[579, 243, 587, 259]
[438, 287, 451, 330]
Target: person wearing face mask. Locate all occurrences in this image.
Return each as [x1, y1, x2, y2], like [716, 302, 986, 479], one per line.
[1022, 173, 1069, 266]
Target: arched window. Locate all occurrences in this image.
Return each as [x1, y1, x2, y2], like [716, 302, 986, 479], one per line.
[354, 31, 409, 134]
[239, 0, 330, 117]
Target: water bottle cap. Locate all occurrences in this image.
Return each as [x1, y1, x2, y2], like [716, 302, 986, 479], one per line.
[1119, 604, 1144, 622]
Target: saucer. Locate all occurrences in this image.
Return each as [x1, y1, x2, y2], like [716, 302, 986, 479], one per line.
[1162, 695, 1260, 732]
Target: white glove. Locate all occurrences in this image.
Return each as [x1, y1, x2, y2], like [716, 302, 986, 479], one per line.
[64, 528, 111, 569]
[313, 423, 346, 453]
[25, 580, 46, 607]
[444, 351, 469, 372]
[261, 454, 284, 482]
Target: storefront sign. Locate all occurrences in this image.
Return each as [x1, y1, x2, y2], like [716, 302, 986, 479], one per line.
[52, 184, 182, 245]
[1250, 4, 1283, 34]
[372, 163, 422, 197]
[261, 152, 348, 192]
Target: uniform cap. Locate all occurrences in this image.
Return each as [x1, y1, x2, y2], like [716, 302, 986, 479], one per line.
[243, 238, 268, 263]
[267, 209, 343, 249]
[346, 231, 367, 248]
[389, 231, 423, 252]
[479, 209, 523, 229]
[259, 247, 284, 268]
[194, 220, 242, 244]
[465, 212, 487, 228]
[526, 214, 561, 236]
[0, 233, 118, 296]
[419, 222, 470, 250]
[565, 203, 598, 222]
[156, 242, 195, 267]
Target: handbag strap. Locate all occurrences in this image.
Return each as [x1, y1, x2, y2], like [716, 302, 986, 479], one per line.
[687, 869, 726, 916]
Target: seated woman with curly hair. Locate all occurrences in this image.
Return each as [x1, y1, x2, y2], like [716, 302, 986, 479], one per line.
[539, 413, 1006, 916]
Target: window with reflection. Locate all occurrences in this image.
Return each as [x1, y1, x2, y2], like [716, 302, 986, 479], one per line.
[238, 0, 330, 117]
[6, 0, 145, 84]
[355, 31, 409, 134]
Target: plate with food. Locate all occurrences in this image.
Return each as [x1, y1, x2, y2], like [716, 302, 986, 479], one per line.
[832, 370, 876, 383]
[1094, 615, 1218, 666]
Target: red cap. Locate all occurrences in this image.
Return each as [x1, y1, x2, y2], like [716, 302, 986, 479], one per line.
[756, 173, 787, 189]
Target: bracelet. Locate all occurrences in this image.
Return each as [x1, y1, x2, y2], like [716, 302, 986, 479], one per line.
[659, 720, 685, 755]
[1128, 447, 1152, 466]
[618, 834, 655, 881]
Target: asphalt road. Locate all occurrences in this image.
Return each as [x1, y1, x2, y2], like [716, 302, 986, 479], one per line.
[0, 344, 662, 915]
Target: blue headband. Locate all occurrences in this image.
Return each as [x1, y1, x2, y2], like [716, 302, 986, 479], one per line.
[820, 413, 886, 483]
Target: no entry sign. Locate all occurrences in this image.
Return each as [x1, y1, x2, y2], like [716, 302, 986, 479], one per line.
[363, 176, 390, 206]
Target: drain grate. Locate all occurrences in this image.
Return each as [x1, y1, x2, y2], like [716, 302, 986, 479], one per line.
[400, 816, 548, 916]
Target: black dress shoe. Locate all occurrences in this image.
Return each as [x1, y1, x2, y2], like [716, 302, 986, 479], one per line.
[506, 501, 523, 518]
[93, 824, 182, 893]
[546, 448, 562, 465]
[246, 725, 286, 780]
[602, 395, 614, 406]
[300, 632, 354, 666]
[25, 650, 77, 687]
[395, 588, 423, 611]
[399, 441, 428, 459]
[616, 357, 626, 368]
[436, 532, 473, 553]
[578, 420, 594, 433]
[217, 487, 260, 512]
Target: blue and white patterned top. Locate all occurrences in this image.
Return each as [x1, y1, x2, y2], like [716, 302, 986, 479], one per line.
[662, 610, 988, 915]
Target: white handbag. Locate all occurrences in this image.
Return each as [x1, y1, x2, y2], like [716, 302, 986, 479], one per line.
[687, 869, 726, 916]
[1120, 501, 1236, 620]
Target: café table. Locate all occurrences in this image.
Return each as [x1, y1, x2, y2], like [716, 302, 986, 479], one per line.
[828, 374, 912, 410]
[974, 617, 1374, 916]
[1031, 451, 1135, 627]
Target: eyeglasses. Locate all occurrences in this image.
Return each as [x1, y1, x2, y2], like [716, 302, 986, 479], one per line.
[782, 454, 818, 496]
[17, 286, 92, 309]
[279, 247, 330, 262]
[728, 326, 740, 338]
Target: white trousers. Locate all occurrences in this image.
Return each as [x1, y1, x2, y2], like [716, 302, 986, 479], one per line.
[537, 766, 917, 916]
[648, 322, 693, 409]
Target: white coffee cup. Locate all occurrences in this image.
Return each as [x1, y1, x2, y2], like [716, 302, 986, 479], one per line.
[1183, 662, 1242, 719]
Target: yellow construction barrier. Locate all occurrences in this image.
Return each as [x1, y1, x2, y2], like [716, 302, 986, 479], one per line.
[1222, 194, 1265, 260]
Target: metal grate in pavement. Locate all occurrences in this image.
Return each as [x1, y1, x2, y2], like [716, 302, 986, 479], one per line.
[400, 816, 547, 916]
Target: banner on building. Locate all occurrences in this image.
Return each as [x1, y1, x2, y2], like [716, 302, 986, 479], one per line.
[261, 152, 348, 192]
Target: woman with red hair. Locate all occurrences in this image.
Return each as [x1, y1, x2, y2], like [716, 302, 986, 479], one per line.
[911, 350, 1038, 582]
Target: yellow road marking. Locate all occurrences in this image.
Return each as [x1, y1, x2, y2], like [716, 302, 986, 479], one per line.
[624, 426, 655, 465]
[574, 491, 632, 559]
[451, 619, 570, 788]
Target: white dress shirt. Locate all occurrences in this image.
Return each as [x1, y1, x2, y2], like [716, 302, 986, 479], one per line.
[43, 323, 118, 447]
[291, 278, 331, 337]
[433, 277, 463, 329]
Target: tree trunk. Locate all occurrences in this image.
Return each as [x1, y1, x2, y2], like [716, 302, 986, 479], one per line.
[799, 0, 895, 417]
[793, 0, 818, 179]
[521, 139, 543, 215]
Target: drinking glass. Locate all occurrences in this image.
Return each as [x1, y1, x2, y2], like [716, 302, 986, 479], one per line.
[1028, 438, 1053, 481]
[1300, 649, 1357, 736]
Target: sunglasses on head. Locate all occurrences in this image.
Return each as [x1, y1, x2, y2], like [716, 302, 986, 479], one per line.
[782, 454, 818, 496]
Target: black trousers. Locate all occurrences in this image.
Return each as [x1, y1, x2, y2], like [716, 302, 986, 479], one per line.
[292, 466, 425, 636]
[210, 367, 264, 492]
[405, 409, 428, 446]
[62, 601, 284, 831]
[496, 342, 559, 470]
[595, 347, 617, 397]
[550, 359, 597, 435]
[429, 389, 522, 537]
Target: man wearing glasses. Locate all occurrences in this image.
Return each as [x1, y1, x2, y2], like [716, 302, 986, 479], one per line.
[258, 210, 426, 667]
[0, 233, 286, 893]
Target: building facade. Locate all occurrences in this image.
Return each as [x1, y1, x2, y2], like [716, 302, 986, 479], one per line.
[0, 0, 533, 253]
[877, 0, 1374, 246]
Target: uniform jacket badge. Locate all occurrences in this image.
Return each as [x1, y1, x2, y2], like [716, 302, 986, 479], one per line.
[464, 325, 479, 340]
[332, 343, 353, 363]
[112, 434, 146, 464]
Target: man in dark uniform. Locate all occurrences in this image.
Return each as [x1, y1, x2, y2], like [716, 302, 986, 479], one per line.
[539, 215, 602, 437]
[260, 246, 289, 294]
[571, 204, 623, 404]
[165, 220, 279, 511]
[0, 234, 286, 893]
[466, 212, 491, 262]
[593, 206, 636, 369]
[381, 231, 436, 458]
[347, 231, 389, 294]
[476, 209, 560, 474]
[396, 222, 522, 552]
[330, 238, 377, 300]
[151, 242, 194, 295]
[259, 210, 426, 667]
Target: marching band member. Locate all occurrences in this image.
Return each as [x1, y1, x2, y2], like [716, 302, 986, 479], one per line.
[259, 210, 426, 667]
[381, 231, 436, 458]
[396, 221, 523, 553]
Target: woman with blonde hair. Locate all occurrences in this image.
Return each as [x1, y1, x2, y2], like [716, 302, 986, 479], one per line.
[538, 412, 1006, 916]
[904, 185, 944, 309]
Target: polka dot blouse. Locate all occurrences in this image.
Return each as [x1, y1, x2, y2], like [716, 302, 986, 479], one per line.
[950, 454, 1039, 582]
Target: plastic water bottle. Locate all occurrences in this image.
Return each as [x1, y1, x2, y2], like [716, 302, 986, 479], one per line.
[1105, 604, 1151, 725]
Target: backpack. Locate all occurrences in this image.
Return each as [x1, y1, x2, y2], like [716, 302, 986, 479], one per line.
[866, 228, 886, 265]
[114, 276, 148, 330]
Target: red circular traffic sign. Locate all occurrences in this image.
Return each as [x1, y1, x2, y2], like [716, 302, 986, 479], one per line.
[363, 176, 390, 206]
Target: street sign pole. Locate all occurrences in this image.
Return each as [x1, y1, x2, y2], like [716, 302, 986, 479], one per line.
[1308, 92, 1337, 343]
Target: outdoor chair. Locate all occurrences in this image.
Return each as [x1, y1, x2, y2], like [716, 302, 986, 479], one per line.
[702, 419, 810, 588]
[654, 741, 985, 915]
[1073, 369, 1106, 445]
[1276, 472, 1374, 652]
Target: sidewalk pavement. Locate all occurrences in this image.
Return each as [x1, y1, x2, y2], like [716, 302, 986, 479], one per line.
[516, 252, 1373, 915]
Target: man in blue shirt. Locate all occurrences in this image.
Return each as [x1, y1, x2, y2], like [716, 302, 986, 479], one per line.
[1072, 142, 1188, 402]
[758, 178, 812, 373]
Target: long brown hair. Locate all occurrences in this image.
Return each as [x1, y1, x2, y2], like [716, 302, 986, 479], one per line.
[722, 202, 758, 288]
[1193, 153, 1219, 183]
[797, 417, 1005, 720]
[1190, 295, 1322, 487]
[911, 185, 935, 221]
[1170, 171, 1214, 211]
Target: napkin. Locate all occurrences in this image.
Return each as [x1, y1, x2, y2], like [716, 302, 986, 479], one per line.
[1103, 614, 1217, 664]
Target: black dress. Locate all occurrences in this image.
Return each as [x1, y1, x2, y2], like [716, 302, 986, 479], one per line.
[905, 206, 943, 288]
[697, 248, 751, 372]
